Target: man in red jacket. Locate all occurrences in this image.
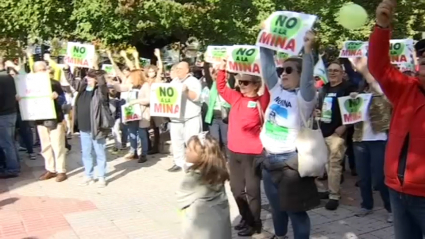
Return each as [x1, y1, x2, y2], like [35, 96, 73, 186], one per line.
[368, 0, 425, 238]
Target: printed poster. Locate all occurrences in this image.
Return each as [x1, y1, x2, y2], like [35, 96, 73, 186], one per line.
[314, 56, 329, 84]
[102, 64, 116, 76]
[64, 42, 95, 68]
[121, 90, 142, 123]
[339, 39, 414, 65]
[339, 41, 368, 58]
[337, 94, 372, 125]
[15, 73, 57, 121]
[256, 11, 317, 55]
[150, 83, 183, 118]
[226, 45, 262, 76]
[205, 46, 229, 64]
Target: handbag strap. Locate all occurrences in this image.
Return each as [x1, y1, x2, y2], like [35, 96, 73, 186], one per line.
[296, 92, 320, 130]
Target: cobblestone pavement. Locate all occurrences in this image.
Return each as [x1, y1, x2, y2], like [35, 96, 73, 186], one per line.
[0, 137, 394, 239]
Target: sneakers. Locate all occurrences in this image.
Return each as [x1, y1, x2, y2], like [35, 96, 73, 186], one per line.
[97, 178, 107, 188]
[138, 155, 147, 163]
[387, 213, 393, 223]
[355, 208, 373, 217]
[80, 177, 95, 186]
[28, 153, 36, 160]
[325, 199, 339, 210]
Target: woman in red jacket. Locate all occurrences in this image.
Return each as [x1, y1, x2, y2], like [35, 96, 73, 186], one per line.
[216, 61, 270, 237]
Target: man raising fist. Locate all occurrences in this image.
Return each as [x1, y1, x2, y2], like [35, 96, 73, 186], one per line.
[368, 1, 425, 238]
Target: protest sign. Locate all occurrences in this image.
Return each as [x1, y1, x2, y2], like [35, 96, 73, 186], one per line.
[15, 73, 57, 120]
[337, 94, 372, 125]
[339, 41, 368, 58]
[205, 46, 229, 64]
[256, 11, 317, 55]
[102, 64, 116, 76]
[226, 45, 262, 76]
[389, 39, 414, 64]
[140, 58, 151, 68]
[314, 56, 329, 84]
[121, 90, 142, 122]
[150, 83, 183, 118]
[64, 42, 95, 68]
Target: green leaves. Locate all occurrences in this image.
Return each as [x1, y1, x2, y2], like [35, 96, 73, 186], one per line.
[0, 0, 424, 52]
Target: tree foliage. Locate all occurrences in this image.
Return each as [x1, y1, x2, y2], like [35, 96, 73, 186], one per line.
[1, 0, 425, 52]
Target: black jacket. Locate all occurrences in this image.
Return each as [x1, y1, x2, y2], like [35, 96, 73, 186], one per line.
[263, 155, 320, 212]
[72, 74, 114, 140]
[0, 71, 17, 116]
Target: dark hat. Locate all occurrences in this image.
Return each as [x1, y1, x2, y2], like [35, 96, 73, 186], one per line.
[415, 39, 425, 57]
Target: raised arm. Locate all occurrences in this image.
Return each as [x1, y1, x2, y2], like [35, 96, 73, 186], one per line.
[368, 2, 415, 104]
[107, 50, 127, 81]
[299, 31, 316, 102]
[260, 47, 279, 89]
[350, 57, 383, 95]
[120, 50, 135, 70]
[216, 62, 240, 105]
[132, 50, 140, 69]
[154, 49, 164, 83]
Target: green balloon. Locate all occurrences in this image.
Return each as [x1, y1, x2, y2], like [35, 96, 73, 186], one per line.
[346, 42, 364, 51]
[231, 47, 258, 64]
[71, 46, 88, 59]
[390, 42, 405, 56]
[156, 86, 178, 105]
[344, 98, 363, 113]
[270, 15, 302, 39]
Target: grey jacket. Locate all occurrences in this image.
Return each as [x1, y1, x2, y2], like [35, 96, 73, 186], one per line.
[177, 171, 231, 239]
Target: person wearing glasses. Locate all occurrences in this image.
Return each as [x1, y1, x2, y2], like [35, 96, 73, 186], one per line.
[316, 60, 357, 211]
[216, 58, 270, 236]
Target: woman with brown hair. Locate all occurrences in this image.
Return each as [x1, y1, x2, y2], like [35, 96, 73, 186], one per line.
[112, 69, 150, 163]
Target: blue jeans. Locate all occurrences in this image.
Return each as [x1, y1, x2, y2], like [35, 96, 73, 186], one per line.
[127, 121, 148, 156]
[390, 188, 425, 239]
[17, 114, 34, 154]
[353, 141, 391, 212]
[0, 113, 20, 175]
[80, 131, 107, 179]
[262, 151, 310, 239]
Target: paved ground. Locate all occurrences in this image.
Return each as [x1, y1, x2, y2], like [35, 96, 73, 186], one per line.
[0, 136, 395, 239]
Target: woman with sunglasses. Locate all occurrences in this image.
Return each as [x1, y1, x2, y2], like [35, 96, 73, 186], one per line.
[216, 60, 270, 236]
[259, 30, 320, 239]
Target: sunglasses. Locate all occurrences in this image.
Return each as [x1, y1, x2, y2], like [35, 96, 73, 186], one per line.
[281, 66, 294, 75]
[239, 80, 252, 86]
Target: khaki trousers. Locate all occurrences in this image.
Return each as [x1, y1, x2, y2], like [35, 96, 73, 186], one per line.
[325, 133, 346, 200]
[37, 123, 66, 173]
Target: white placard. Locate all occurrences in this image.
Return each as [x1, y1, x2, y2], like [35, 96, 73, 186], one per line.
[150, 83, 183, 118]
[63, 42, 95, 68]
[15, 73, 56, 120]
[121, 90, 142, 122]
[337, 94, 372, 125]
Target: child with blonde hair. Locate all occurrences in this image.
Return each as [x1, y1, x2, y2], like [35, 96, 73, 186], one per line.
[177, 132, 231, 239]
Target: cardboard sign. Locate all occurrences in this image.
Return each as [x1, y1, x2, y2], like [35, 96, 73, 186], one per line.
[64, 42, 95, 68]
[337, 94, 372, 125]
[15, 73, 57, 120]
[205, 46, 229, 64]
[121, 90, 142, 122]
[256, 11, 317, 55]
[150, 83, 183, 118]
[226, 45, 262, 76]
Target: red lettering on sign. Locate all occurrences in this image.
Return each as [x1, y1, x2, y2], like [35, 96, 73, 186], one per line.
[343, 112, 361, 122]
[64, 56, 89, 67]
[390, 55, 407, 63]
[341, 49, 363, 57]
[228, 62, 260, 74]
[258, 32, 296, 52]
[154, 103, 180, 114]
